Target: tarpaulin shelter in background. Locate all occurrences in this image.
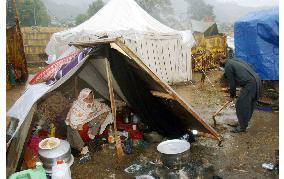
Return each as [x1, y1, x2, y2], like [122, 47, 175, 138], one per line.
[190, 20, 227, 71]
[190, 20, 219, 37]
[6, 26, 28, 89]
[45, 0, 195, 84]
[234, 8, 279, 80]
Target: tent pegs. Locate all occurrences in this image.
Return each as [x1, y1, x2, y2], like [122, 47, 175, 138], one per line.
[105, 59, 124, 160]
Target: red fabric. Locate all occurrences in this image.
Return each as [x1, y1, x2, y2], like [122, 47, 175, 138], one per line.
[28, 136, 41, 154]
[129, 130, 143, 139]
[29, 50, 80, 85]
[116, 116, 133, 131]
[78, 123, 91, 143]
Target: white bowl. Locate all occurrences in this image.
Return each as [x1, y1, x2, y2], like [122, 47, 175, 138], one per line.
[157, 139, 190, 155]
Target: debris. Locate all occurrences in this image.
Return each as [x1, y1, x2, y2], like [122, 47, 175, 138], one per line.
[135, 175, 155, 179]
[120, 136, 132, 154]
[125, 164, 143, 174]
[79, 153, 92, 164]
[139, 154, 150, 165]
[108, 174, 116, 179]
[262, 163, 275, 171]
[233, 169, 248, 173]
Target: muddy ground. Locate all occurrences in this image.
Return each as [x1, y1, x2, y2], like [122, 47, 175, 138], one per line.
[7, 70, 278, 179]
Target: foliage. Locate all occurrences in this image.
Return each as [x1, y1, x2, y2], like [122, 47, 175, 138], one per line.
[6, 0, 51, 26]
[75, 14, 88, 26]
[75, 0, 104, 25]
[185, 0, 215, 21]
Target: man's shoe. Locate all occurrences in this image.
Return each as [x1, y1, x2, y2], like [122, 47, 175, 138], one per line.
[230, 126, 246, 133]
[227, 123, 239, 127]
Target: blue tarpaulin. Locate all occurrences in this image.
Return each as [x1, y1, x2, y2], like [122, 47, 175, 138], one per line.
[234, 8, 279, 80]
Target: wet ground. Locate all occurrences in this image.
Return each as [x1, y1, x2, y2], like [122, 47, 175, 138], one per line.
[172, 71, 279, 179]
[7, 70, 279, 179]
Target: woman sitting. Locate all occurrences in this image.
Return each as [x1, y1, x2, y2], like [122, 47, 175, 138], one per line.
[65, 88, 112, 162]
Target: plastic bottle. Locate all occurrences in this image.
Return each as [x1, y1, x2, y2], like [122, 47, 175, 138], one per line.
[108, 126, 115, 149]
[24, 147, 39, 168]
[108, 126, 115, 144]
[51, 160, 71, 179]
[49, 123, 56, 138]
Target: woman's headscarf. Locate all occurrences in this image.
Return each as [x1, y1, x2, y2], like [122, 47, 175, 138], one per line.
[65, 88, 110, 130]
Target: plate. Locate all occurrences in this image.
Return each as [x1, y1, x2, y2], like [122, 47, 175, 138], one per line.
[39, 137, 61, 150]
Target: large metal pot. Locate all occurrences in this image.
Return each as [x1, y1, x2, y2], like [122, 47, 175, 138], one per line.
[157, 139, 190, 168]
[38, 138, 73, 173]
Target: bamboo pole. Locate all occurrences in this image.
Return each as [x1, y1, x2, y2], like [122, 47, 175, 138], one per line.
[105, 59, 124, 160]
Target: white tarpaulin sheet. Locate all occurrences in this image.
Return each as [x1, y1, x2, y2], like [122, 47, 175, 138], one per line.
[46, 0, 191, 56]
[45, 0, 195, 83]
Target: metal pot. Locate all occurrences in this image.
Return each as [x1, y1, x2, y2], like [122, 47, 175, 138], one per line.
[157, 139, 190, 168]
[38, 139, 73, 173]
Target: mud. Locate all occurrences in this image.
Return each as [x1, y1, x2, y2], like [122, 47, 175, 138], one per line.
[173, 71, 279, 179]
[6, 70, 278, 179]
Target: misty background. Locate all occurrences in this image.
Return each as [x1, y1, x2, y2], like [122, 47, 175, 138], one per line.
[7, 0, 278, 35]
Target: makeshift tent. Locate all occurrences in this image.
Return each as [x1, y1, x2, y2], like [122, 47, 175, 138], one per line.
[234, 8, 279, 80]
[190, 20, 226, 71]
[7, 39, 220, 175]
[45, 0, 194, 84]
[6, 26, 28, 89]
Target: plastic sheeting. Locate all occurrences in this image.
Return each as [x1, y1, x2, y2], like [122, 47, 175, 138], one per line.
[234, 8, 279, 80]
[7, 56, 90, 144]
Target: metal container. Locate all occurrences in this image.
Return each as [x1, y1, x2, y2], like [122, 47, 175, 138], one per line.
[157, 139, 190, 168]
[123, 116, 130, 124]
[38, 139, 73, 173]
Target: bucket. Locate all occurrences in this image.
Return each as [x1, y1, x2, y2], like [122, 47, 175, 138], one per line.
[157, 139, 190, 168]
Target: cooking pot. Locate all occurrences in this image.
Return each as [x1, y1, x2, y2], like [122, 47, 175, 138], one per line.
[38, 138, 74, 173]
[157, 139, 190, 168]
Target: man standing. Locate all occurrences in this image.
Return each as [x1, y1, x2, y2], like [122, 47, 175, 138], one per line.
[216, 54, 262, 133]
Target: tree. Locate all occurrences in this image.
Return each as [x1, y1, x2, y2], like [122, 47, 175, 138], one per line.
[75, 0, 105, 25]
[75, 14, 88, 26]
[6, 0, 51, 26]
[135, 0, 174, 24]
[185, 0, 215, 21]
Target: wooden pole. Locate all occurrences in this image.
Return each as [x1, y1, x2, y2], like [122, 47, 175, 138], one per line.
[212, 100, 231, 126]
[74, 76, 79, 98]
[105, 59, 124, 160]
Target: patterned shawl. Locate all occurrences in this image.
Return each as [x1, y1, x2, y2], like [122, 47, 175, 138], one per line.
[65, 88, 110, 130]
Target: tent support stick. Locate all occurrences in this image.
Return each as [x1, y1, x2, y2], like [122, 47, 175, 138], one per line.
[105, 59, 124, 160]
[74, 76, 79, 98]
